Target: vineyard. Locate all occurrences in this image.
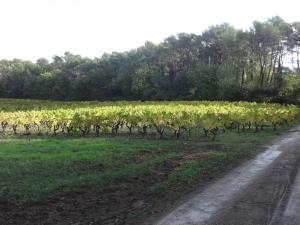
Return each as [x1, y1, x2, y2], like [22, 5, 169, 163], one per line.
[0, 99, 299, 225]
[0, 99, 299, 139]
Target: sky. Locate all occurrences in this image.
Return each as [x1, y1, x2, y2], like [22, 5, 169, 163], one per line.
[0, 0, 300, 62]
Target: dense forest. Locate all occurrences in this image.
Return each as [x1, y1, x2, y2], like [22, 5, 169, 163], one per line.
[0, 16, 300, 103]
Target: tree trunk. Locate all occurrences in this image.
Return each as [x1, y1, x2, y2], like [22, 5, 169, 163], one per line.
[259, 53, 266, 87]
[297, 47, 300, 75]
[241, 66, 245, 87]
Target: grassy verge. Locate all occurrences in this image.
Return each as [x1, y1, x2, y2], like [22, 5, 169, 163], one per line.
[0, 121, 298, 225]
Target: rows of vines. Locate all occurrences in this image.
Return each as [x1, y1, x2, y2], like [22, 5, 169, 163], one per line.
[0, 99, 299, 140]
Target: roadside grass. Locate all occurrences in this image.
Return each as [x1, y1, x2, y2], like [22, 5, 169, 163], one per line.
[149, 122, 299, 199]
[0, 120, 298, 224]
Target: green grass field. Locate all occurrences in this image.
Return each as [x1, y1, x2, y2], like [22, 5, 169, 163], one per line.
[0, 122, 297, 224]
[0, 137, 180, 201]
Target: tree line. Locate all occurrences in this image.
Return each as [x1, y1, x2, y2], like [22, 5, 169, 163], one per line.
[0, 16, 299, 102]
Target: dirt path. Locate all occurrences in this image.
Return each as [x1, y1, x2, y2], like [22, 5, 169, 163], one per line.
[154, 128, 300, 225]
[270, 163, 300, 225]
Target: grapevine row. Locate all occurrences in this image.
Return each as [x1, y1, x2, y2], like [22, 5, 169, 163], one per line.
[0, 100, 299, 139]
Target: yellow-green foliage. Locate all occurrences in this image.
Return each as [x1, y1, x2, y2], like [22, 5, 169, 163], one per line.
[0, 99, 299, 135]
